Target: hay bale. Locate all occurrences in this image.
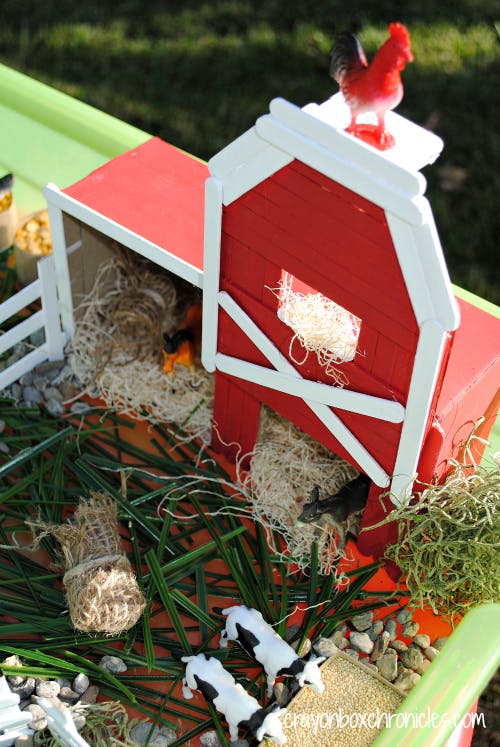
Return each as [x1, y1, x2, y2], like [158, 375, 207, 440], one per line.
[29, 493, 145, 635]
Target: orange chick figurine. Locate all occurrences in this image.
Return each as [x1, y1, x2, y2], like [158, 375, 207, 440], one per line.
[162, 303, 202, 375]
[330, 23, 413, 150]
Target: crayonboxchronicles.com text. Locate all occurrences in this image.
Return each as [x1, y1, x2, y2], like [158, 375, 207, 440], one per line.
[283, 707, 486, 734]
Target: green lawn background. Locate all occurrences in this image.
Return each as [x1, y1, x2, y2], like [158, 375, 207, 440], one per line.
[0, 1, 498, 303]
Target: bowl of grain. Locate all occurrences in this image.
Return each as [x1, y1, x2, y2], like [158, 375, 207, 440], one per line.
[13, 210, 52, 285]
[260, 652, 405, 747]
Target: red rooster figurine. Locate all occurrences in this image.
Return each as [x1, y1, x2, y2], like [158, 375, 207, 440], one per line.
[330, 23, 413, 150]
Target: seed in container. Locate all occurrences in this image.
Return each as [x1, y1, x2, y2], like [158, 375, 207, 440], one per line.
[14, 210, 52, 255]
[0, 173, 14, 213]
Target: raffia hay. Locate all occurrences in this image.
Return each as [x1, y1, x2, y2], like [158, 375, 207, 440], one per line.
[69, 256, 213, 442]
[275, 274, 361, 387]
[28, 493, 145, 635]
[241, 407, 359, 573]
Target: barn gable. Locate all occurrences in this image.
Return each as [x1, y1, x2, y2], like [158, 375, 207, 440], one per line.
[203, 94, 460, 502]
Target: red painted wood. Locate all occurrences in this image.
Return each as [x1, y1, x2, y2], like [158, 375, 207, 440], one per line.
[418, 298, 500, 482]
[217, 303, 403, 475]
[253, 174, 403, 288]
[212, 373, 261, 467]
[268, 165, 391, 245]
[219, 278, 406, 402]
[222, 201, 418, 342]
[64, 137, 209, 272]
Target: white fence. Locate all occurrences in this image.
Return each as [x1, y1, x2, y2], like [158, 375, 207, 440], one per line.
[0, 254, 67, 391]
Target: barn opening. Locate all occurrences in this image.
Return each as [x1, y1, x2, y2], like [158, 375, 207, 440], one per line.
[62, 216, 213, 441]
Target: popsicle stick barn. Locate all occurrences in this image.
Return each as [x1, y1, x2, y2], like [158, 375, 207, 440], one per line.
[4, 92, 500, 557]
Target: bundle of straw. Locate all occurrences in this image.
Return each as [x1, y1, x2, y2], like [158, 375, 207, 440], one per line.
[29, 493, 145, 634]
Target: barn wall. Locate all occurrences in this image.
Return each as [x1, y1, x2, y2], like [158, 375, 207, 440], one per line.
[214, 160, 419, 474]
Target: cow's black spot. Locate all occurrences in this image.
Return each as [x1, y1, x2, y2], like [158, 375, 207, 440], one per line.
[240, 707, 267, 734]
[277, 657, 304, 677]
[194, 674, 218, 703]
[235, 622, 260, 657]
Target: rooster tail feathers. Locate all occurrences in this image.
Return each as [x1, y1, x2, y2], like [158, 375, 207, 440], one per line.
[329, 32, 367, 83]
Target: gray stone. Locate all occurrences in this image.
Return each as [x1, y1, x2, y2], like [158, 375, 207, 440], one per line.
[363, 662, 379, 674]
[32, 375, 49, 394]
[199, 731, 223, 747]
[394, 671, 421, 692]
[35, 679, 60, 698]
[433, 636, 449, 650]
[70, 401, 91, 414]
[11, 677, 35, 699]
[391, 639, 408, 653]
[56, 677, 71, 689]
[23, 703, 47, 731]
[14, 736, 34, 747]
[59, 686, 80, 703]
[349, 631, 374, 655]
[4, 654, 23, 682]
[73, 673, 90, 694]
[413, 634, 431, 649]
[384, 618, 397, 641]
[78, 684, 99, 704]
[351, 611, 374, 631]
[424, 646, 440, 661]
[158, 729, 178, 745]
[344, 648, 359, 660]
[0, 441, 10, 454]
[72, 713, 87, 731]
[19, 372, 34, 386]
[333, 623, 348, 636]
[402, 621, 420, 638]
[51, 363, 73, 384]
[401, 647, 424, 670]
[331, 629, 348, 647]
[34, 360, 64, 377]
[415, 657, 431, 676]
[376, 653, 398, 682]
[313, 637, 338, 658]
[273, 682, 290, 706]
[397, 661, 410, 677]
[10, 383, 22, 400]
[370, 631, 391, 662]
[368, 620, 384, 641]
[22, 386, 42, 405]
[59, 381, 79, 400]
[98, 655, 127, 673]
[45, 397, 65, 417]
[29, 329, 46, 347]
[130, 722, 159, 746]
[43, 386, 64, 402]
[397, 608, 413, 624]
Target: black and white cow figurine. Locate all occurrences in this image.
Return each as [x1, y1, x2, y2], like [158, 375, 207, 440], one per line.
[216, 605, 326, 697]
[182, 653, 286, 744]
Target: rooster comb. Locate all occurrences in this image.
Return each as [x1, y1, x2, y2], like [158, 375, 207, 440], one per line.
[388, 22, 411, 47]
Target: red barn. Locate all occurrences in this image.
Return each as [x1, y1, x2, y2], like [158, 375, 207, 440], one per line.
[202, 96, 498, 554]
